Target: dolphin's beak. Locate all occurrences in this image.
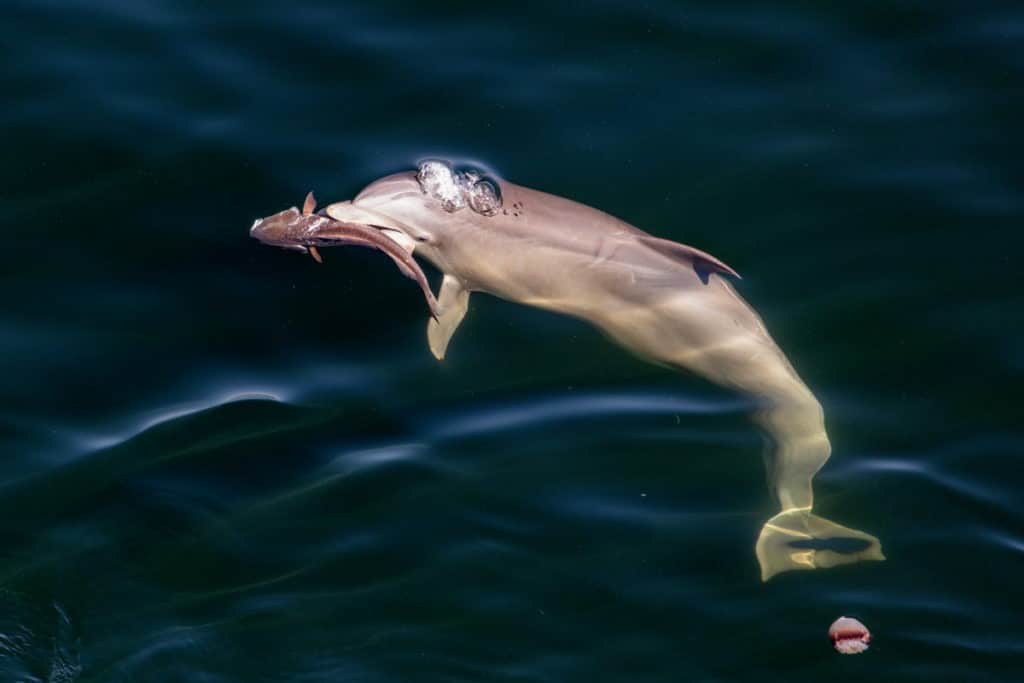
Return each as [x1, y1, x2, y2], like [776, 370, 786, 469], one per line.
[323, 201, 420, 253]
[322, 201, 409, 232]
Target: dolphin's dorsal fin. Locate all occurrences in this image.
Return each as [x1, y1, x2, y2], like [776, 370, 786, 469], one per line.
[427, 275, 470, 360]
[636, 235, 741, 283]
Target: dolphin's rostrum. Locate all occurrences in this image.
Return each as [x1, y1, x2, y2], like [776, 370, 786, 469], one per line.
[250, 159, 884, 580]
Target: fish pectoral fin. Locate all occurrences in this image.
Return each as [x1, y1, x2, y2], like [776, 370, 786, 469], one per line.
[636, 235, 741, 283]
[427, 274, 470, 361]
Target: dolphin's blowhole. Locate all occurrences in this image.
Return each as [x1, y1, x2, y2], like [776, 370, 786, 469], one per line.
[416, 159, 502, 217]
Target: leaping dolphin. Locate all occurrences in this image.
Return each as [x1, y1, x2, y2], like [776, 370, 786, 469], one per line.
[250, 159, 884, 580]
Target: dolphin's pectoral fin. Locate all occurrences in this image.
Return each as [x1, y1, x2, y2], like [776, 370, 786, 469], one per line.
[427, 275, 470, 360]
[755, 508, 885, 581]
[636, 235, 741, 283]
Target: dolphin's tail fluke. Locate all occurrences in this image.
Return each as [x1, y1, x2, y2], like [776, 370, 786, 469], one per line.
[755, 508, 884, 581]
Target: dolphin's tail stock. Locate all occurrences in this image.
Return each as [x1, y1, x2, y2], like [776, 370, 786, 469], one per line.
[578, 273, 884, 581]
[751, 387, 884, 581]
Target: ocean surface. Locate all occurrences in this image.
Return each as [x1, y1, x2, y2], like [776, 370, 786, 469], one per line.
[2, 1, 1022, 681]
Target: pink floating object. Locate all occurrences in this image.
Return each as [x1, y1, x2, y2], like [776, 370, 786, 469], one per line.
[829, 616, 871, 654]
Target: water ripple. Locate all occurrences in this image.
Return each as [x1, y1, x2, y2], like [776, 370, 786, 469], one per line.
[823, 453, 1007, 508]
[423, 390, 746, 440]
[2, 0, 1022, 680]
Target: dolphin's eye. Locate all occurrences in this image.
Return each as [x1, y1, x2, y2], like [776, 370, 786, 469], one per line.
[416, 159, 503, 217]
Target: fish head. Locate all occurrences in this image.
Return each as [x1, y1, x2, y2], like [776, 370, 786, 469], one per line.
[249, 205, 324, 255]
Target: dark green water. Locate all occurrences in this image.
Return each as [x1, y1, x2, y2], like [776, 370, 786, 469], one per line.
[3, 1, 1022, 681]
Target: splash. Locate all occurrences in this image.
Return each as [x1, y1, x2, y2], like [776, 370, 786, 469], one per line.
[0, 595, 81, 682]
[416, 160, 502, 216]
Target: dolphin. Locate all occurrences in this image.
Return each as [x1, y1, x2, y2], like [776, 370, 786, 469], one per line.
[250, 159, 884, 580]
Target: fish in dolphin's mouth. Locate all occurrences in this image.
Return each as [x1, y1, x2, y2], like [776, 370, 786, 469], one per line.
[249, 192, 440, 318]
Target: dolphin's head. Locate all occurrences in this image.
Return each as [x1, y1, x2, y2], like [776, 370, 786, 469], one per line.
[249, 162, 502, 275]
[329, 161, 503, 261]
